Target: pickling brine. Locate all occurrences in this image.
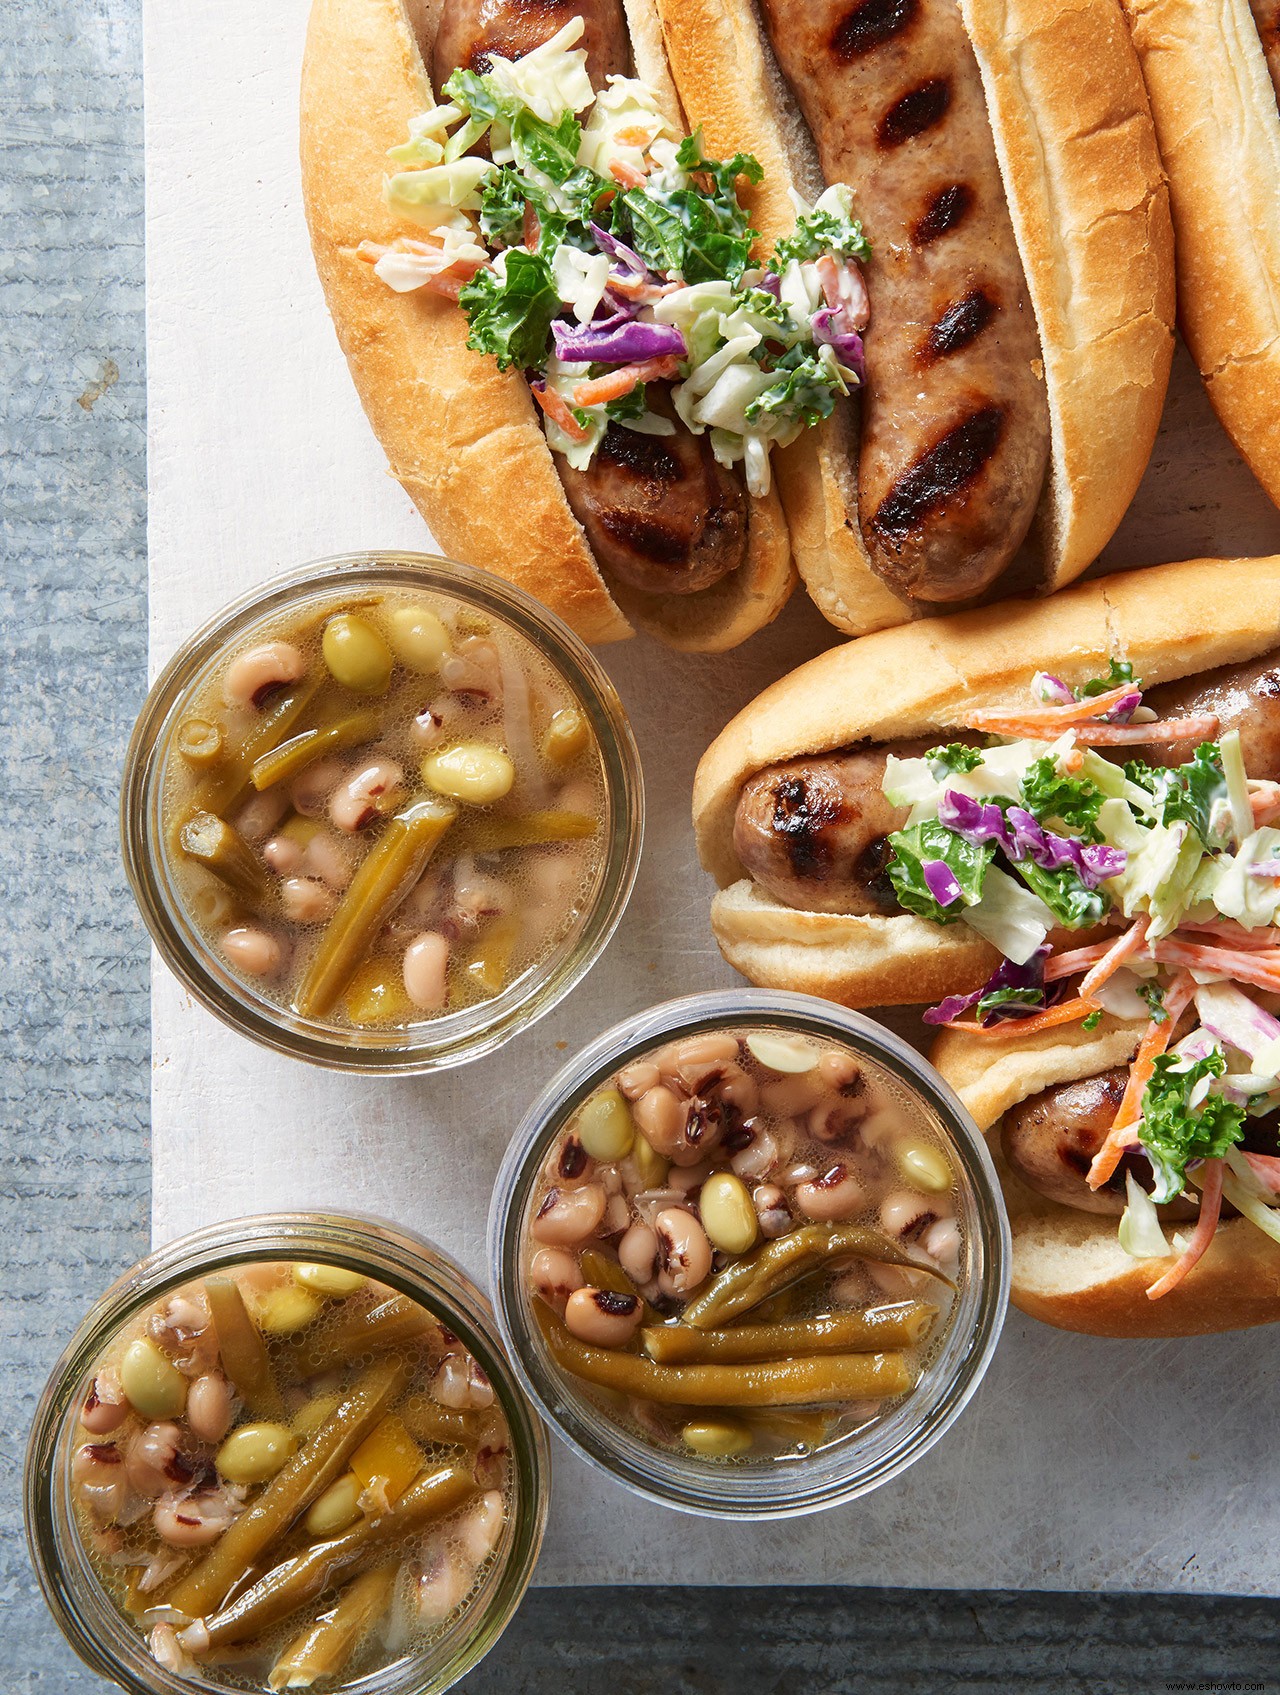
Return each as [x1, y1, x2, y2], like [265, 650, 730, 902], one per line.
[160, 586, 606, 1032]
[69, 1260, 512, 1691]
[523, 1025, 964, 1463]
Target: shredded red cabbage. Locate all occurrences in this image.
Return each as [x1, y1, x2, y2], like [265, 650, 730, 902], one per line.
[922, 860, 962, 907]
[1032, 671, 1073, 706]
[937, 791, 1126, 889]
[550, 319, 686, 365]
[811, 307, 865, 380]
[923, 945, 1052, 1027]
[589, 222, 655, 280]
[757, 270, 782, 299]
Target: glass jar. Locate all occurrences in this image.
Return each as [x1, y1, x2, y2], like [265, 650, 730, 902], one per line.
[488, 990, 1009, 1519]
[26, 1213, 550, 1694]
[121, 552, 643, 1072]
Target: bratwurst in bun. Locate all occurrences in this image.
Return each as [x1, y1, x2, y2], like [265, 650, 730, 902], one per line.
[694, 556, 1280, 1334]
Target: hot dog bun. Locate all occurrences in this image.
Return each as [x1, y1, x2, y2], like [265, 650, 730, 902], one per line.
[300, 0, 794, 650]
[930, 1016, 1280, 1335]
[652, 0, 1177, 634]
[1121, 0, 1280, 514]
[693, 554, 1280, 1005]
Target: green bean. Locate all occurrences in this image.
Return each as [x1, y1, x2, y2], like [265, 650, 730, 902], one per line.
[179, 813, 272, 907]
[184, 1462, 476, 1653]
[166, 1354, 411, 1620]
[579, 1248, 659, 1325]
[250, 709, 385, 792]
[204, 1276, 286, 1420]
[536, 1303, 914, 1407]
[267, 1564, 397, 1690]
[641, 1302, 937, 1365]
[741, 1408, 834, 1451]
[175, 717, 225, 769]
[680, 1225, 952, 1332]
[185, 671, 326, 821]
[294, 798, 457, 1019]
[290, 1295, 437, 1378]
[447, 810, 597, 855]
[397, 1394, 482, 1449]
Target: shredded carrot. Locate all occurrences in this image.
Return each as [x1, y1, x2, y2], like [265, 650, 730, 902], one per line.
[815, 254, 842, 310]
[1178, 919, 1280, 951]
[1043, 941, 1114, 982]
[1252, 784, 1280, 823]
[571, 355, 681, 408]
[609, 159, 647, 188]
[533, 385, 589, 442]
[1064, 748, 1085, 774]
[1145, 1158, 1224, 1299]
[523, 201, 540, 249]
[958, 681, 1141, 734]
[607, 273, 682, 302]
[1069, 714, 1219, 747]
[1150, 938, 1280, 993]
[1087, 973, 1196, 1189]
[1078, 916, 1151, 1002]
[614, 125, 653, 147]
[948, 996, 1102, 1040]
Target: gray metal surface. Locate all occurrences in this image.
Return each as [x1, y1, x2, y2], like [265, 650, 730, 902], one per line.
[1, 0, 1277, 1688]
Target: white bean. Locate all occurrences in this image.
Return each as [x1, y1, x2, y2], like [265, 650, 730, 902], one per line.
[186, 1373, 235, 1444]
[289, 755, 348, 818]
[618, 1221, 659, 1286]
[403, 931, 450, 1010]
[262, 834, 303, 875]
[531, 1183, 606, 1246]
[220, 926, 283, 977]
[280, 877, 336, 924]
[654, 1208, 712, 1298]
[232, 788, 288, 845]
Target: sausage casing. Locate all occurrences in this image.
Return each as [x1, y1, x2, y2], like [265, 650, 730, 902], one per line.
[433, 0, 630, 86]
[757, 0, 1049, 603]
[1138, 657, 1280, 776]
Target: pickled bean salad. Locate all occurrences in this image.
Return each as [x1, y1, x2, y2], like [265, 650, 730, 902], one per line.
[70, 1261, 512, 1690]
[363, 17, 871, 496]
[524, 1027, 961, 1462]
[162, 586, 606, 1032]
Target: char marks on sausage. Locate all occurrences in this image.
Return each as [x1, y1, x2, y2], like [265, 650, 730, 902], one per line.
[430, 0, 749, 596]
[758, 0, 1050, 603]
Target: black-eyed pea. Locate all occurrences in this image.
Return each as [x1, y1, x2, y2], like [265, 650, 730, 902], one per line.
[220, 926, 284, 978]
[126, 1422, 187, 1499]
[330, 760, 404, 832]
[280, 876, 336, 924]
[217, 1422, 296, 1485]
[617, 1061, 661, 1101]
[410, 704, 449, 751]
[301, 830, 355, 891]
[186, 1373, 235, 1444]
[322, 613, 393, 695]
[564, 1286, 642, 1348]
[262, 834, 304, 875]
[72, 1443, 131, 1520]
[432, 1352, 494, 1410]
[255, 1284, 322, 1335]
[922, 1217, 961, 1273]
[529, 1247, 584, 1312]
[416, 1544, 471, 1622]
[600, 1193, 630, 1236]
[289, 755, 348, 819]
[304, 1472, 362, 1538]
[892, 1139, 953, 1194]
[618, 1221, 659, 1286]
[154, 1486, 241, 1549]
[80, 1371, 129, 1435]
[680, 1419, 752, 1458]
[818, 1048, 861, 1091]
[440, 639, 502, 705]
[654, 1033, 740, 1093]
[753, 1183, 792, 1239]
[728, 1125, 779, 1181]
[760, 1072, 826, 1118]
[654, 1208, 712, 1299]
[808, 1095, 867, 1144]
[531, 1183, 606, 1246]
[576, 1089, 634, 1162]
[403, 931, 450, 1011]
[699, 1172, 758, 1254]
[794, 1164, 866, 1222]
[232, 788, 289, 844]
[457, 1489, 505, 1566]
[718, 1068, 759, 1118]
[554, 1135, 593, 1187]
[120, 1339, 186, 1421]
[421, 742, 514, 805]
[222, 641, 305, 710]
[388, 604, 450, 672]
[880, 1189, 937, 1239]
[632, 1085, 684, 1157]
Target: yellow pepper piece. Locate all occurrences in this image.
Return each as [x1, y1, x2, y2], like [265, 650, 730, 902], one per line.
[462, 914, 521, 998]
[344, 960, 415, 1027]
[348, 1414, 424, 1506]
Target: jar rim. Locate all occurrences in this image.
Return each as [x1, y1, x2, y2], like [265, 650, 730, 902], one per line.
[487, 989, 1011, 1521]
[120, 552, 644, 1073]
[25, 1210, 550, 1695]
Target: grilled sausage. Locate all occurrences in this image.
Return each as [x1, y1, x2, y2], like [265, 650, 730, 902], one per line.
[1248, 0, 1280, 104]
[431, 0, 749, 596]
[733, 742, 933, 914]
[757, 0, 1050, 603]
[559, 389, 748, 595]
[1002, 1068, 1198, 1219]
[1136, 656, 1280, 775]
[433, 0, 630, 85]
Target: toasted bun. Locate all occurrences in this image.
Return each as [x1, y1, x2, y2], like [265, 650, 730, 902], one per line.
[1121, 0, 1280, 511]
[300, 0, 794, 651]
[694, 554, 1280, 1003]
[930, 1017, 1280, 1335]
[652, 0, 1176, 634]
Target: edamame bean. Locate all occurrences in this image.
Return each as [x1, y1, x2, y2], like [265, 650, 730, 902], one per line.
[294, 1264, 366, 1298]
[680, 1419, 752, 1458]
[698, 1172, 758, 1254]
[217, 1422, 298, 1485]
[303, 1471, 364, 1538]
[576, 1089, 634, 1161]
[421, 743, 515, 806]
[120, 1338, 187, 1421]
[388, 605, 450, 672]
[322, 615, 393, 696]
[541, 707, 589, 766]
[894, 1140, 952, 1193]
[255, 1285, 322, 1336]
